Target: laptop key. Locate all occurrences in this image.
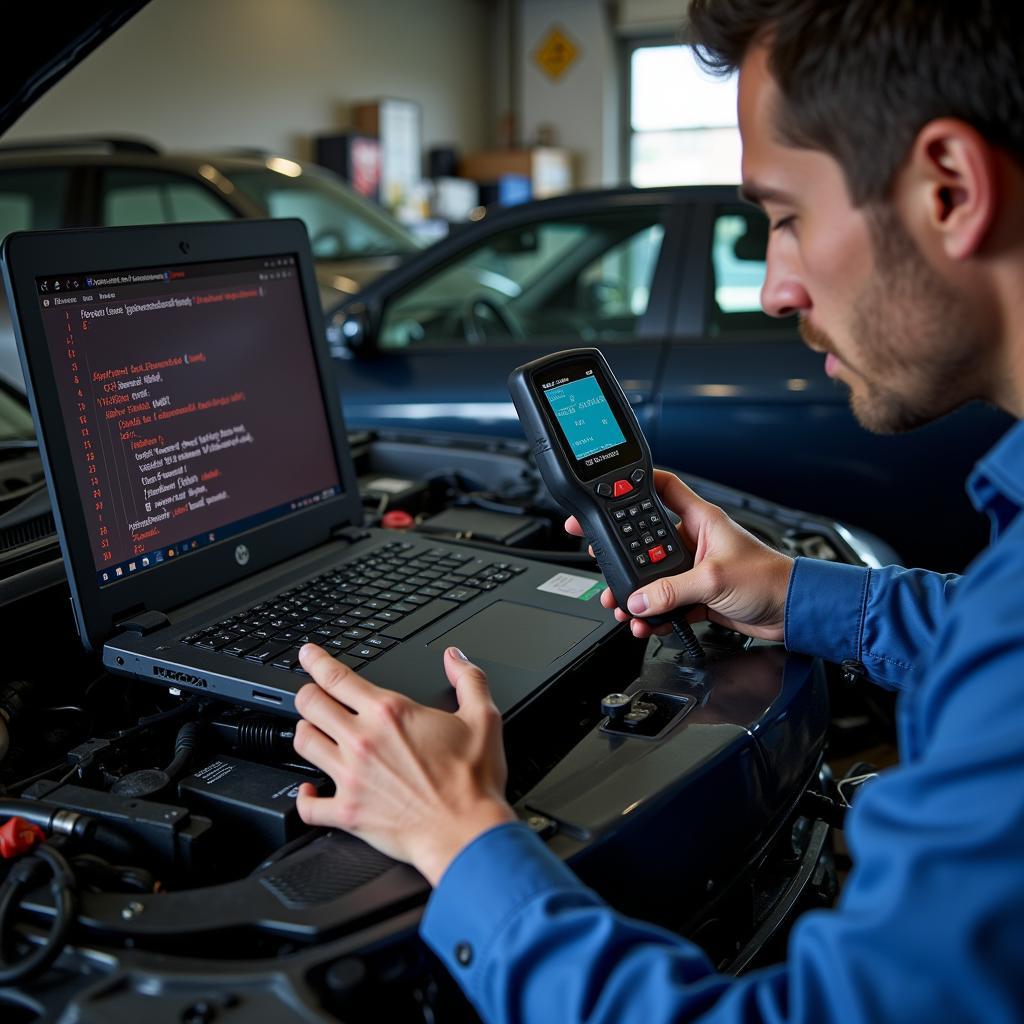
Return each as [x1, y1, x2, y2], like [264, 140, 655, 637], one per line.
[442, 587, 481, 603]
[245, 642, 291, 664]
[452, 559, 488, 578]
[221, 637, 265, 658]
[363, 636, 397, 651]
[357, 619, 387, 632]
[379, 599, 459, 640]
[272, 648, 303, 671]
[403, 594, 431, 606]
[334, 654, 367, 671]
[341, 627, 370, 641]
[349, 645, 381, 660]
[376, 610, 403, 622]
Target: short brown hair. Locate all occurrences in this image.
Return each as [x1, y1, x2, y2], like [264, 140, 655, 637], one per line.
[685, 1, 1024, 204]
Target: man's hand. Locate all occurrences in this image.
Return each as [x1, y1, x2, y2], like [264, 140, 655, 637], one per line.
[566, 469, 794, 641]
[292, 644, 517, 886]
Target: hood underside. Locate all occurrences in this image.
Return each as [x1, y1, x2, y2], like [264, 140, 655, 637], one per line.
[0, 3, 150, 140]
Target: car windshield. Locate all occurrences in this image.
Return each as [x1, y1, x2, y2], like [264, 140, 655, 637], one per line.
[0, 383, 34, 441]
[226, 166, 420, 261]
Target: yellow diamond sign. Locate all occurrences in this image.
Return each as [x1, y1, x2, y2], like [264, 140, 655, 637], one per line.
[534, 26, 579, 82]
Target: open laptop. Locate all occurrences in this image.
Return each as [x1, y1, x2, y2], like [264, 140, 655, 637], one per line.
[2, 218, 622, 716]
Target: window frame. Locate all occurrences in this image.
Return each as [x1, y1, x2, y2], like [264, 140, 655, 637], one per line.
[373, 203, 680, 354]
[621, 36, 742, 189]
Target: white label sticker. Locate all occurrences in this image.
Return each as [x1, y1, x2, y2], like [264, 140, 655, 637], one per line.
[367, 476, 413, 494]
[537, 572, 606, 601]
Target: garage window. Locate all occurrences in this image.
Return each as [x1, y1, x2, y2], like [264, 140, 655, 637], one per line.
[378, 210, 667, 349]
[628, 42, 740, 186]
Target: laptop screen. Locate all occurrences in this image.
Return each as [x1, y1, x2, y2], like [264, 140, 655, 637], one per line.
[33, 253, 342, 589]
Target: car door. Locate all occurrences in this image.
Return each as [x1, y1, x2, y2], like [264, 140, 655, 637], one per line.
[334, 196, 684, 446]
[657, 196, 1008, 571]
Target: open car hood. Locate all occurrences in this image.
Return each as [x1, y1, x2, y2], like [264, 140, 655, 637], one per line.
[0, 3, 150, 139]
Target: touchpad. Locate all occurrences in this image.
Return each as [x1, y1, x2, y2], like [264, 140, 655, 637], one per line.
[429, 601, 601, 670]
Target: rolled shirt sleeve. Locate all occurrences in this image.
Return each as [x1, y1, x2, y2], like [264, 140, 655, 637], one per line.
[784, 557, 961, 690]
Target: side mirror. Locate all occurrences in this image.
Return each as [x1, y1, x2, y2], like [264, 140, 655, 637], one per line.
[326, 303, 375, 359]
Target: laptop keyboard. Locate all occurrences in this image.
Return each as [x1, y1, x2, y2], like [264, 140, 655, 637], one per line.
[178, 540, 527, 675]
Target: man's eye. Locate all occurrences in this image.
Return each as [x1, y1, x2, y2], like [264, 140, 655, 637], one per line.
[771, 215, 796, 233]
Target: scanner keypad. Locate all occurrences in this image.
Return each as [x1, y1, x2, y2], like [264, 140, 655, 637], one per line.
[601, 486, 678, 568]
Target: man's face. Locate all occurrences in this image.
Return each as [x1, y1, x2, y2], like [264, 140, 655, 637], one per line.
[737, 46, 982, 433]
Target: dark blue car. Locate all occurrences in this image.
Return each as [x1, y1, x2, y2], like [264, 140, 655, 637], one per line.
[327, 185, 1008, 571]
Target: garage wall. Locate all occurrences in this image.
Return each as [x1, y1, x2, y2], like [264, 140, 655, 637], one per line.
[518, 0, 621, 188]
[5, 0, 491, 164]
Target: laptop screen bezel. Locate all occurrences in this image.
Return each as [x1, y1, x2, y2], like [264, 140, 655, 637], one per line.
[2, 217, 364, 650]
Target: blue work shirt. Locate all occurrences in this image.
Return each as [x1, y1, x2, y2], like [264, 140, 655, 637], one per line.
[420, 419, 1024, 1023]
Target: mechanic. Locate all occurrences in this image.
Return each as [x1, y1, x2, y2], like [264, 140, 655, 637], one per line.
[290, 3, 1024, 1021]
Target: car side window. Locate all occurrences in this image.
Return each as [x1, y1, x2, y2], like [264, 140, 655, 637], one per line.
[709, 206, 790, 335]
[0, 169, 72, 242]
[101, 169, 235, 226]
[378, 209, 667, 349]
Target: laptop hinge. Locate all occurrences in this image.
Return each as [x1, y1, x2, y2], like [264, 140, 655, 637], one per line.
[115, 609, 171, 636]
[331, 525, 371, 544]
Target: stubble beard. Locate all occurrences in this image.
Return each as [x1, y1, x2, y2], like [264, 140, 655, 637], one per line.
[803, 207, 980, 435]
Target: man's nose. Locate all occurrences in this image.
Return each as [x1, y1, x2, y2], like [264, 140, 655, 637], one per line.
[760, 253, 811, 319]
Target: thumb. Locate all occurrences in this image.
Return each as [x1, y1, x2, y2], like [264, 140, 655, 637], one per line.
[444, 647, 495, 722]
[627, 561, 719, 618]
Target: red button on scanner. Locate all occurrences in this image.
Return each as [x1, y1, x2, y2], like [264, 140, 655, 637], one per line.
[648, 545, 667, 563]
[612, 479, 634, 497]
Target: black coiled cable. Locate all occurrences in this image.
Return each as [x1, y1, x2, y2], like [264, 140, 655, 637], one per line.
[671, 619, 706, 661]
[0, 843, 77, 984]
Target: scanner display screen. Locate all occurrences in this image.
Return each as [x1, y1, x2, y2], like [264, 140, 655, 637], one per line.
[542, 373, 627, 461]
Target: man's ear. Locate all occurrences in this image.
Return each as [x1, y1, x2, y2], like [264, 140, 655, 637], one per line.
[904, 118, 998, 261]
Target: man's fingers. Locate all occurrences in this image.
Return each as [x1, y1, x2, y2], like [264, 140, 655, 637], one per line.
[299, 643, 378, 712]
[627, 561, 718, 618]
[564, 517, 596, 558]
[295, 679, 359, 743]
[444, 648, 497, 725]
[293, 717, 341, 771]
[652, 470, 715, 550]
[296, 787, 344, 829]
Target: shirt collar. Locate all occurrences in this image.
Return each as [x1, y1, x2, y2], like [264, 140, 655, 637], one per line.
[967, 418, 1024, 527]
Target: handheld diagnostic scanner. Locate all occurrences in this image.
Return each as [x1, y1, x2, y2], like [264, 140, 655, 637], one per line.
[509, 347, 696, 631]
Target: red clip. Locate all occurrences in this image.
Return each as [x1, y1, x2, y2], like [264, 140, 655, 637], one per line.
[0, 816, 46, 859]
[381, 510, 415, 530]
